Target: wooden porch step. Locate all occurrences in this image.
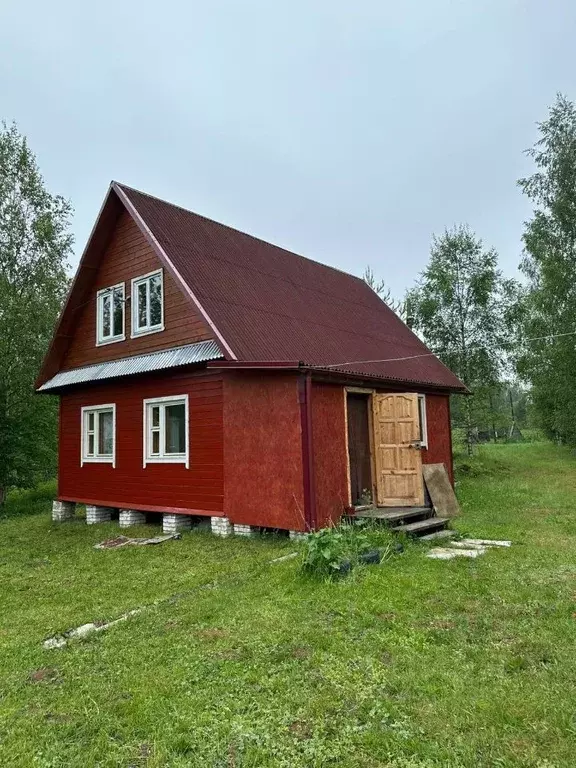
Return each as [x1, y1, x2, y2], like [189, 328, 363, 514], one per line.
[393, 517, 450, 536]
[355, 507, 433, 523]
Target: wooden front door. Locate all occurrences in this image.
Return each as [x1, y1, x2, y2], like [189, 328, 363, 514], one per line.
[346, 394, 373, 506]
[372, 393, 424, 507]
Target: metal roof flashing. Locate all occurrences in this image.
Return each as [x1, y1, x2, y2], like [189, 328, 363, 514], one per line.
[37, 339, 223, 392]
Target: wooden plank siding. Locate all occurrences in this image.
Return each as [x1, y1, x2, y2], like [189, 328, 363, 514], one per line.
[62, 210, 212, 370]
[223, 371, 305, 530]
[58, 369, 224, 514]
[311, 382, 349, 529]
[420, 393, 454, 485]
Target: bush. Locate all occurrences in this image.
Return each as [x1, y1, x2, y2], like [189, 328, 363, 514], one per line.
[2, 479, 56, 519]
[301, 519, 399, 579]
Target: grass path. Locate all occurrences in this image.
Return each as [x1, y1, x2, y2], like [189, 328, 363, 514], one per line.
[2, 443, 576, 766]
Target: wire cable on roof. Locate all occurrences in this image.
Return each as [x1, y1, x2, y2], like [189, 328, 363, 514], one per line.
[323, 330, 576, 369]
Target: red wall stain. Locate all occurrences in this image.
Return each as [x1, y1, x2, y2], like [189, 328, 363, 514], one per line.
[58, 369, 223, 513]
[223, 371, 305, 530]
[311, 383, 349, 529]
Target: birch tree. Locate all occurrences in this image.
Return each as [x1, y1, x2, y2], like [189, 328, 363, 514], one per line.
[516, 95, 576, 444]
[406, 225, 517, 452]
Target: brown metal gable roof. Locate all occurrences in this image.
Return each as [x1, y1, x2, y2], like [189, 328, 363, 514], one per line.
[116, 183, 465, 392]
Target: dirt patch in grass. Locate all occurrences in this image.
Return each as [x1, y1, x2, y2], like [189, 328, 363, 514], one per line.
[28, 668, 62, 685]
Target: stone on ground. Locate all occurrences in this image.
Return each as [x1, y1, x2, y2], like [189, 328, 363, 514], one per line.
[427, 547, 486, 560]
[420, 529, 455, 541]
[448, 540, 487, 551]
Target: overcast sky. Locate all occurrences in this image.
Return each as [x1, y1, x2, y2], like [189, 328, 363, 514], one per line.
[2, 0, 575, 297]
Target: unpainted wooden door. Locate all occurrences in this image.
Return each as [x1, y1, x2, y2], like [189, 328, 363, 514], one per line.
[372, 393, 424, 507]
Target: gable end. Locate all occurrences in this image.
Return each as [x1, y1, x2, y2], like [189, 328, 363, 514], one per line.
[36, 186, 232, 388]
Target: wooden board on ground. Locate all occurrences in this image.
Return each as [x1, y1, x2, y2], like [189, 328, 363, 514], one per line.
[422, 463, 461, 518]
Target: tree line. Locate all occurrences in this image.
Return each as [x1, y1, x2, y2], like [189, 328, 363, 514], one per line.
[1, 95, 576, 499]
[366, 94, 576, 451]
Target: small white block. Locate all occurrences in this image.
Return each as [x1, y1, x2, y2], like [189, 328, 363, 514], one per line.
[119, 509, 146, 528]
[52, 500, 76, 522]
[289, 530, 308, 541]
[427, 547, 485, 560]
[461, 538, 512, 548]
[211, 516, 232, 537]
[162, 514, 192, 534]
[233, 524, 253, 537]
[86, 506, 113, 524]
[449, 541, 487, 551]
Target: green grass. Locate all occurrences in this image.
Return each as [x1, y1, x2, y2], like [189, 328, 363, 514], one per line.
[2, 443, 576, 766]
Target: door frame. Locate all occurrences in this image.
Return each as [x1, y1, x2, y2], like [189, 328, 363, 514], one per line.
[344, 386, 426, 508]
[344, 387, 377, 507]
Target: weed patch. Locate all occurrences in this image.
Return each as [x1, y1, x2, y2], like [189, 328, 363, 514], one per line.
[301, 520, 402, 578]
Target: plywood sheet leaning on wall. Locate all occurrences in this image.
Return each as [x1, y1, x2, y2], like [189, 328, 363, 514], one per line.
[422, 463, 461, 518]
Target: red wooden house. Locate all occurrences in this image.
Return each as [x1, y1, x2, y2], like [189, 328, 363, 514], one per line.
[37, 183, 465, 537]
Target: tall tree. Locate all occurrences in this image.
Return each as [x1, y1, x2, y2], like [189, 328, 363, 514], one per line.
[0, 122, 72, 502]
[363, 265, 405, 317]
[516, 94, 576, 444]
[405, 225, 517, 452]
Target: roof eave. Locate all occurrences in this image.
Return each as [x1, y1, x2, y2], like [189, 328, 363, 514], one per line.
[37, 340, 224, 393]
[207, 360, 468, 393]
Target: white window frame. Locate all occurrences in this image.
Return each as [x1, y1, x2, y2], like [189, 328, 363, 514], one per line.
[418, 394, 428, 449]
[96, 283, 125, 345]
[81, 404, 116, 467]
[131, 269, 164, 338]
[143, 395, 189, 468]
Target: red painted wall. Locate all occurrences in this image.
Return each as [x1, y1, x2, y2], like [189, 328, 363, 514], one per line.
[56, 368, 454, 528]
[58, 369, 223, 514]
[306, 383, 454, 524]
[421, 393, 454, 484]
[311, 383, 349, 529]
[63, 210, 212, 370]
[223, 372, 305, 530]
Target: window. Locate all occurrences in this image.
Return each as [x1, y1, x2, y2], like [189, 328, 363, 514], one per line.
[131, 269, 164, 336]
[143, 395, 189, 467]
[81, 405, 116, 466]
[417, 395, 428, 449]
[96, 283, 125, 344]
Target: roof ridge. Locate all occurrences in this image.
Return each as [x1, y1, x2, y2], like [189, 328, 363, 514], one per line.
[113, 181, 370, 287]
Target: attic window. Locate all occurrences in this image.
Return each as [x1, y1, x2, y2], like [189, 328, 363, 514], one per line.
[131, 269, 164, 337]
[96, 283, 125, 345]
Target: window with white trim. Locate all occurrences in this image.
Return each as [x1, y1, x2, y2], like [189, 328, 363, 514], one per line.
[132, 269, 164, 336]
[81, 405, 116, 466]
[143, 395, 189, 467]
[96, 283, 125, 344]
[417, 394, 428, 449]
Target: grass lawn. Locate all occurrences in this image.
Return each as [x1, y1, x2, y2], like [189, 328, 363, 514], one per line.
[2, 442, 576, 767]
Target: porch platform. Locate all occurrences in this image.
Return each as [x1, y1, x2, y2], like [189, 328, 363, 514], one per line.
[349, 505, 450, 537]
